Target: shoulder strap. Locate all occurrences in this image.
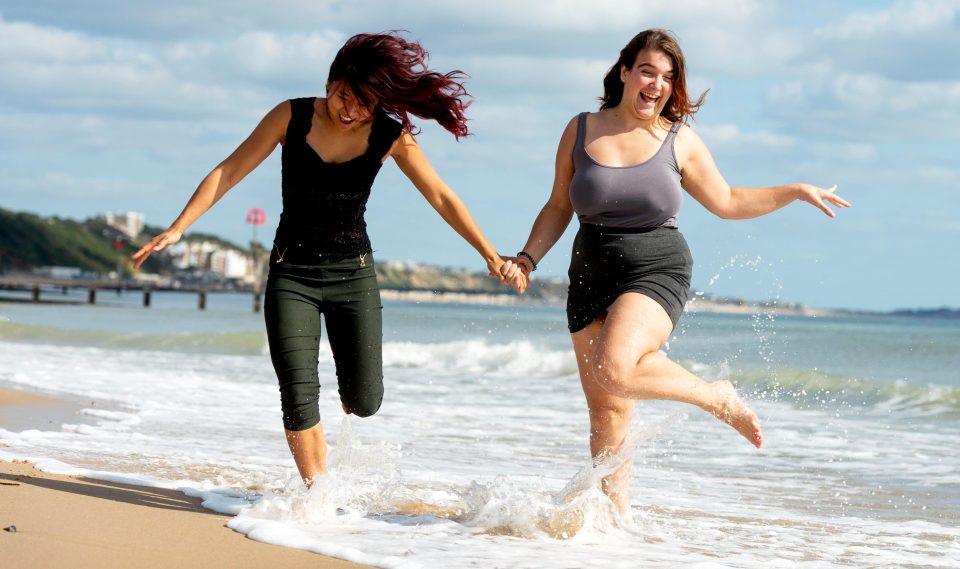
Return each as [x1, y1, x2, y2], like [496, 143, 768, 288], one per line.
[576, 112, 588, 148]
[367, 112, 403, 159]
[668, 120, 683, 135]
[286, 97, 314, 141]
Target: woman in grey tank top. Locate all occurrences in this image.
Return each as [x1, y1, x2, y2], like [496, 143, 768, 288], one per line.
[500, 29, 850, 514]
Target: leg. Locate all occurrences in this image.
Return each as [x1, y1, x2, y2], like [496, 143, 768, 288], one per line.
[592, 293, 762, 447]
[572, 320, 635, 514]
[324, 267, 384, 417]
[285, 423, 327, 484]
[264, 274, 328, 483]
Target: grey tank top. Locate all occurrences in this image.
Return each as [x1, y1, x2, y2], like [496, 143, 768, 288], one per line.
[569, 112, 683, 229]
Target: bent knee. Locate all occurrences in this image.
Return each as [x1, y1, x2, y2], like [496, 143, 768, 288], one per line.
[343, 395, 382, 418]
[590, 354, 632, 394]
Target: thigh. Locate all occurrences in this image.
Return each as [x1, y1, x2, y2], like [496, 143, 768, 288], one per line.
[264, 274, 323, 385]
[594, 292, 674, 371]
[572, 320, 634, 417]
[322, 270, 384, 408]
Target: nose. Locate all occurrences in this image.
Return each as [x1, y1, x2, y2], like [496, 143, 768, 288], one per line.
[343, 99, 356, 118]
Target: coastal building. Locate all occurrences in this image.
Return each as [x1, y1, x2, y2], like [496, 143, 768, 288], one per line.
[97, 212, 145, 240]
[168, 240, 257, 283]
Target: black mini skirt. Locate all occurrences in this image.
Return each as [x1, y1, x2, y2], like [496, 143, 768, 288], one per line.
[566, 223, 693, 333]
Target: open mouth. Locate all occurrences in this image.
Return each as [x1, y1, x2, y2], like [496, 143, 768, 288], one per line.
[338, 113, 356, 125]
[639, 92, 660, 104]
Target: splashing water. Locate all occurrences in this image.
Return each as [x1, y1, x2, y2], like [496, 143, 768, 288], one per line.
[232, 412, 688, 551]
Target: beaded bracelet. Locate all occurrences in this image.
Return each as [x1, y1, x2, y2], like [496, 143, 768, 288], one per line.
[516, 251, 538, 272]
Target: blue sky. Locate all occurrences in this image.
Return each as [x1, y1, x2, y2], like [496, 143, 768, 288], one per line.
[1, 0, 958, 311]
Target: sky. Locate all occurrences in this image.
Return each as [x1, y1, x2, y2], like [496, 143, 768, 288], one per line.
[1, 0, 958, 311]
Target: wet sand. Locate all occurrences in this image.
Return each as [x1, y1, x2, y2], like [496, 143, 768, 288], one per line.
[0, 388, 372, 569]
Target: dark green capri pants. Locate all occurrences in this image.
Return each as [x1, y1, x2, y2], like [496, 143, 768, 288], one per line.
[264, 254, 383, 431]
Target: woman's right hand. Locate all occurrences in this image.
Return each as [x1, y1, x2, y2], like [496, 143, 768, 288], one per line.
[131, 228, 183, 269]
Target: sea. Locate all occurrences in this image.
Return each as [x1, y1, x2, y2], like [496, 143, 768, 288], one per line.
[0, 284, 958, 568]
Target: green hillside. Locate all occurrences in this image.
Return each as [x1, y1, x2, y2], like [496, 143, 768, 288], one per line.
[0, 209, 164, 274]
[0, 208, 566, 300]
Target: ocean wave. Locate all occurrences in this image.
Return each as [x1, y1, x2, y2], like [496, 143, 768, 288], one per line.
[3, 319, 956, 418]
[0, 320, 268, 356]
[0, 320, 578, 377]
[381, 339, 577, 378]
[726, 366, 960, 419]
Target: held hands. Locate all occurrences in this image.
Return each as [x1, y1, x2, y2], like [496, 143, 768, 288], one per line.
[131, 227, 183, 269]
[488, 256, 529, 294]
[498, 256, 533, 294]
[796, 184, 850, 218]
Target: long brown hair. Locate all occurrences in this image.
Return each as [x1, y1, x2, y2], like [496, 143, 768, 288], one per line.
[328, 32, 471, 139]
[600, 29, 706, 123]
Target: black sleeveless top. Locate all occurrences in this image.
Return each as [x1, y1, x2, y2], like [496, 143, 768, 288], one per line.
[272, 97, 403, 263]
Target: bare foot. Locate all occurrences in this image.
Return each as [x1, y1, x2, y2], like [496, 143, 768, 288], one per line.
[711, 380, 763, 448]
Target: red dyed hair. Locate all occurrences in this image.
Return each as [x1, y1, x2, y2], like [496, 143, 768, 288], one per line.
[328, 32, 471, 139]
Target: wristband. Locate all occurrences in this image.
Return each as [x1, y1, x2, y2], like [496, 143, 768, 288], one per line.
[516, 251, 538, 272]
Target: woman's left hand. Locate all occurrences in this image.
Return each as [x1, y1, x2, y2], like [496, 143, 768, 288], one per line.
[796, 184, 851, 218]
[489, 257, 528, 294]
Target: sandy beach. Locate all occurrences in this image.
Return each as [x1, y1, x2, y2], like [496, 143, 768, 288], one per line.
[0, 389, 371, 569]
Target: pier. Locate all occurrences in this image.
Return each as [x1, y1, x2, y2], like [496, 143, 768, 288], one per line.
[0, 275, 264, 312]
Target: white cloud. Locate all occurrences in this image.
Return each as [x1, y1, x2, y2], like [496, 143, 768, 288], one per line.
[770, 71, 960, 125]
[0, 17, 107, 61]
[682, 26, 804, 75]
[0, 15, 343, 121]
[459, 54, 609, 101]
[695, 123, 794, 149]
[805, 0, 960, 81]
[3, 0, 766, 38]
[818, 0, 959, 38]
[416, 0, 764, 31]
[3, 171, 166, 200]
[162, 29, 344, 84]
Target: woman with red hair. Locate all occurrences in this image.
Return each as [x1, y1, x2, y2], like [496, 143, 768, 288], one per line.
[132, 32, 524, 484]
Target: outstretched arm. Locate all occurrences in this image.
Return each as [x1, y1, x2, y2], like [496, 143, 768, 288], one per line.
[678, 125, 850, 220]
[501, 116, 578, 279]
[132, 102, 290, 268]
[390, 132, 527, 292]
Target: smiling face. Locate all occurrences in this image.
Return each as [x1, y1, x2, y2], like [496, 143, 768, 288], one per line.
[325, 81, 377, 129]
[619, 48, 674, 120]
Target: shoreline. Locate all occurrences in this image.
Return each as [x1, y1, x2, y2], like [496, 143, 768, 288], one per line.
[0, 388, 372, 569]
[0, 287, 926, 319]
[0, 388, 95, 432]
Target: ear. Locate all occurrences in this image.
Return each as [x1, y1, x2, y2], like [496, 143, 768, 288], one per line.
[619, 63, 628, 83]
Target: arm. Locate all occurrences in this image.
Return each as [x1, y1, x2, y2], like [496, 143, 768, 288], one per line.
[132, 102, 290, 268]
[390, 132, 527, 291]
[677, 126, 850, 220]
[504, 116, 578, 277]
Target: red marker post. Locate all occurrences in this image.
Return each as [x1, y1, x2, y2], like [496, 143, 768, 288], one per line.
[246, 208, 266, 243]
[246, 208, 268, 313]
